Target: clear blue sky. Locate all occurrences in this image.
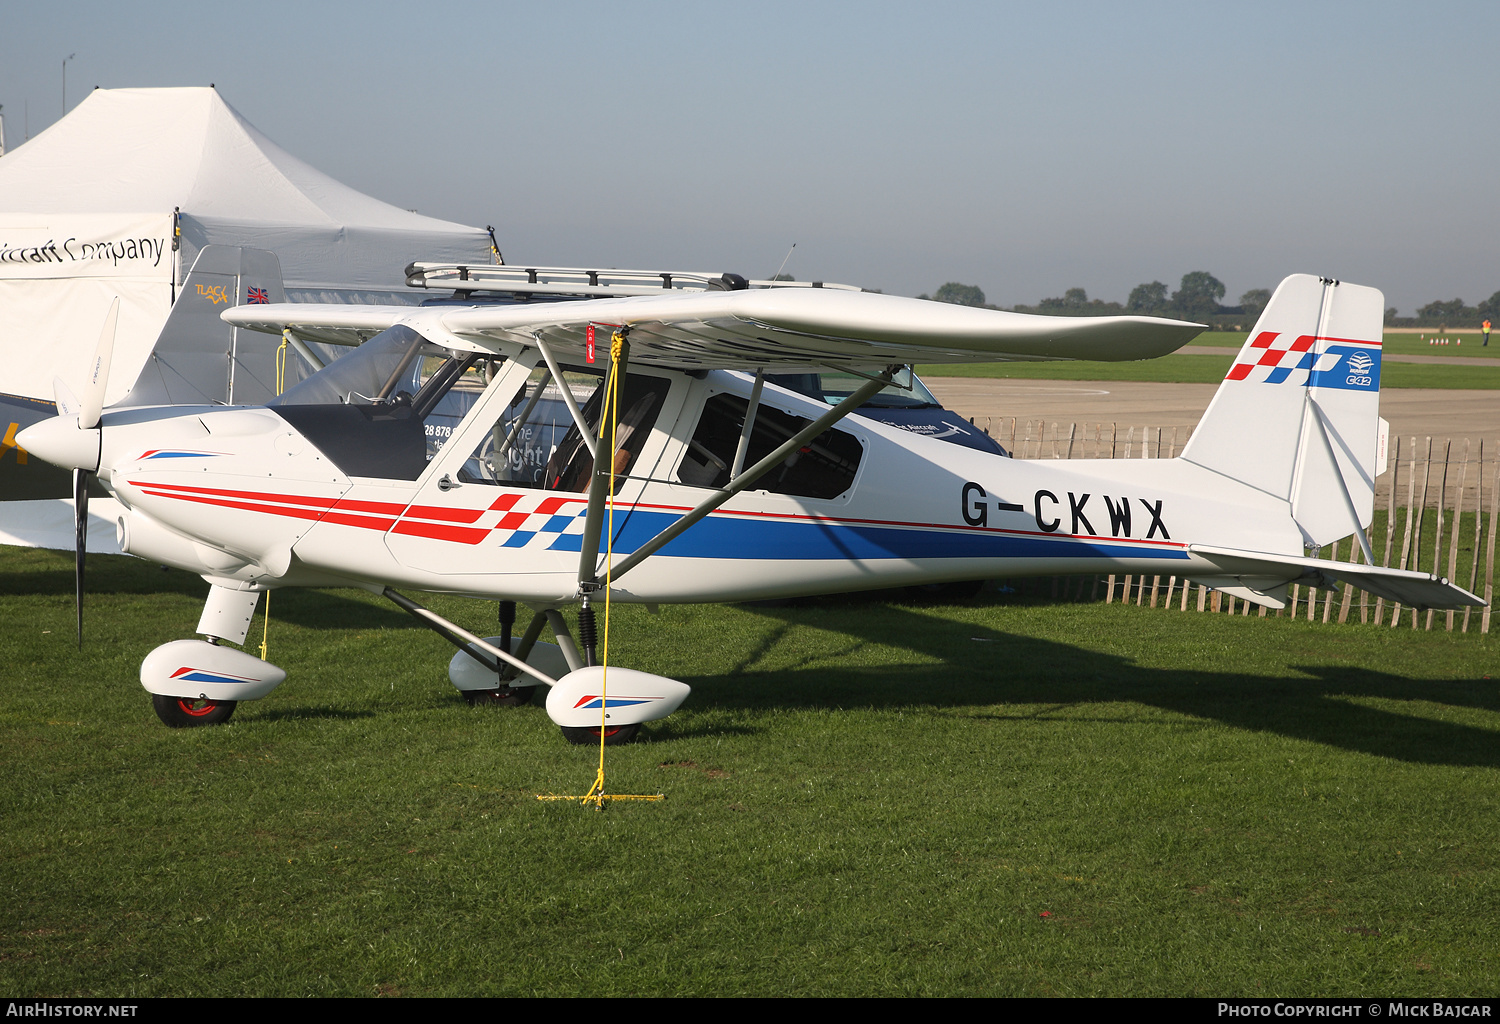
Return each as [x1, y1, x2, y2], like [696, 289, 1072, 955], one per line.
[3, 1, 1496, 315]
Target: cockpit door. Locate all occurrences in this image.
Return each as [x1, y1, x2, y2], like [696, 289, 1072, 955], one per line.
[383, 357, 678, 580]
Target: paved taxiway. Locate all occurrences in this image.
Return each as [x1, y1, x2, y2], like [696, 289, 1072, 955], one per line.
[924, 378, 1500, 447]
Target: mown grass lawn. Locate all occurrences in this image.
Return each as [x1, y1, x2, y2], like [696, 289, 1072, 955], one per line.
[1, 546, 1496, 996]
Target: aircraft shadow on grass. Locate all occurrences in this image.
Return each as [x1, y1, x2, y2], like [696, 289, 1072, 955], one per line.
[0, 552, 415, 630]
[6, 554, 1491, 764]
[687, 596, 1500, 770]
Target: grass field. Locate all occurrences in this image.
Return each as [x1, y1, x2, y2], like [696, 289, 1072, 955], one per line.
[1, 545, 1496, 997]
[1379, 332, 1500, 360]
[916, 332, 1500, 388]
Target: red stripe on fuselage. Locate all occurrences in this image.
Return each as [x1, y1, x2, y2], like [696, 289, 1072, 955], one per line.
[392, 520, 491, 543]
[129, 480, 589, 543]
[406, 504, 486, 524]
[128, 480, 344, 510]
[134, 486, 330, 522]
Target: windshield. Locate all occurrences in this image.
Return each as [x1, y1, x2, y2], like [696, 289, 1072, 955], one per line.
[270, 325, 432, 408]
[267, 324, 500, 480]
[768, 367, 939, 409]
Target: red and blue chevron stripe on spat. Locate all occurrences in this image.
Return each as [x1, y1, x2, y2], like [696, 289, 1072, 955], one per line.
[170, 665, 261, 685]
[1226, 332, 1381, 389]
[247, 287, 269, 304]
[571, 694, 660, 710]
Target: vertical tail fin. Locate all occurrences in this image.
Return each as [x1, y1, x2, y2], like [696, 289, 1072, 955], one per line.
[119, 246, 287, 407]
[1179, 274, 1384, 549]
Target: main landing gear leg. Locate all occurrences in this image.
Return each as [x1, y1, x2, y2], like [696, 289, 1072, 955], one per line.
[460, 603, 551, 707]
[543, 609, 584, 672]
[381, 588, 568, 706]
[381, 588, 689, 746]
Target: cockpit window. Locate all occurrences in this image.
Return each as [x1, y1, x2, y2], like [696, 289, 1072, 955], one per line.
[766, 367, 939, 410]
[677, 393, 863, 499]
[457, 364, 667, 495]
[268, 324, 499, 480]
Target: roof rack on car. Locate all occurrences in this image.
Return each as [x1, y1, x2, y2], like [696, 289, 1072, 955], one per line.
[404, 262, 864, 297]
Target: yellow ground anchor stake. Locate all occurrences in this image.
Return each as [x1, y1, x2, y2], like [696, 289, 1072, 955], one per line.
[538, 330, 664, 808]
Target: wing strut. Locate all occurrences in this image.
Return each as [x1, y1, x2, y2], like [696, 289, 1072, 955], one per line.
[382, 587, 561, 687]
[281, 328, 326, 372]
[596, 365, 899, 586]
[729, 371, 765, 478]
[579, 334, 631, 590]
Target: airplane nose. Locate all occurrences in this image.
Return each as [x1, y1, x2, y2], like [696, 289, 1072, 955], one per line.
[16, 415, 101, 472]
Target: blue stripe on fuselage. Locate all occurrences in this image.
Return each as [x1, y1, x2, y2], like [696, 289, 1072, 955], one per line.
[548, 508, 1186, 561]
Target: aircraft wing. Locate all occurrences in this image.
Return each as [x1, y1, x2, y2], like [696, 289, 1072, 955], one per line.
[225, 290, 1204, 371]
[1190, 543, 1485, 611]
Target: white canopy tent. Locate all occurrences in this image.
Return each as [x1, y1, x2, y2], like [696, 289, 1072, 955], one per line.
[0, 86, 493, 553]
[0, 86, 492, 407]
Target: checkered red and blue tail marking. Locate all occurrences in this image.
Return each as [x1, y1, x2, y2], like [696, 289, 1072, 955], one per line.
[1225, 332, 1380, 392]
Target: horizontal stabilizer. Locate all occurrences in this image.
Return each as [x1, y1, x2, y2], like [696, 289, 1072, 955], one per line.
[1190, 543, 1484, 611]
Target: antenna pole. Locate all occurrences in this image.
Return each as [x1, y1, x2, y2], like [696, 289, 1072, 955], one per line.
[771, 242, 797, 282]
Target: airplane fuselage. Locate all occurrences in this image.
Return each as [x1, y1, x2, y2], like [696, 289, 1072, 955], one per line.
[94, 362, 1304, 606]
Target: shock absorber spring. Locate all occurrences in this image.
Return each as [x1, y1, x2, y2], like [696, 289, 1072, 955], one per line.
[578, 598, 598, 667]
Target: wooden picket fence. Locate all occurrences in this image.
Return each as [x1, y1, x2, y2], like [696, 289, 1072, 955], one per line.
[974, 418, 1496, 633]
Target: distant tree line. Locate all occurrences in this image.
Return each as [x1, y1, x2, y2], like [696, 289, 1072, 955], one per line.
[920, 272, 1269, 328]
[1389, 293, 1500, 328]
[921, 272, 1500, 328]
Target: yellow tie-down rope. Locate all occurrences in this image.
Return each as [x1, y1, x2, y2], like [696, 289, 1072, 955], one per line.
[539, 330, 664, 807]
[257, 330, 295, 660]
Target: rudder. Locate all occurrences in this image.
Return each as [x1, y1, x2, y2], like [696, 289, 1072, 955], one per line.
[119, 246, 288, 407]
[1179, 274, 1384, 549]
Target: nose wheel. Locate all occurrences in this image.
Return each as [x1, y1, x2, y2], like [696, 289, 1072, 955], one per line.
[151, 694, 237, 728]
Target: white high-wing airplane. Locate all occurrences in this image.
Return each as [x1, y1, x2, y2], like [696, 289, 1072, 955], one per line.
[18, 273, 1484, 742]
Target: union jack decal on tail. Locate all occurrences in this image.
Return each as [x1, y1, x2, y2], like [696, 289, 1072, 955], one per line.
[247, 286, 269, 304]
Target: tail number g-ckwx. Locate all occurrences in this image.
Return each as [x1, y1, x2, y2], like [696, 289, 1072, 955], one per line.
[962, 482, 1168, 539]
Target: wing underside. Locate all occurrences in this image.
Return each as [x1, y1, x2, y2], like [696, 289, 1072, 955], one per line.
[225, 290, 1204, 371]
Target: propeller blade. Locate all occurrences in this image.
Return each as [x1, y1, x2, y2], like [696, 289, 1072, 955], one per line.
[53, 377, 81, 419]
[78, 297, 119, 431]
[73, 467, 89, 648]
